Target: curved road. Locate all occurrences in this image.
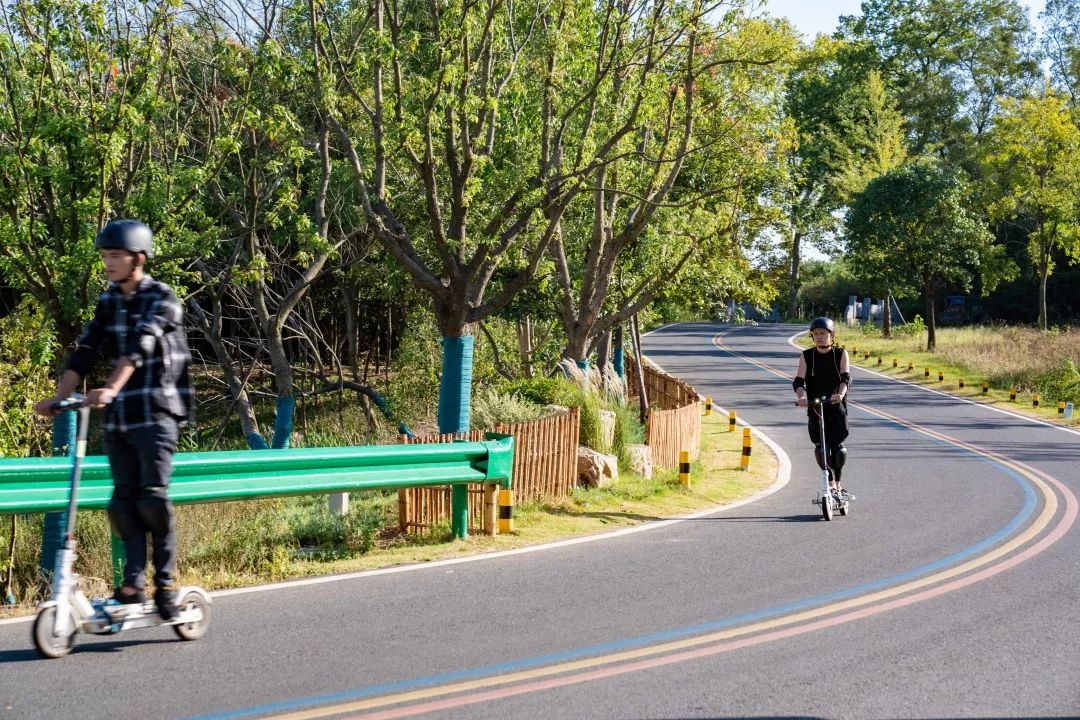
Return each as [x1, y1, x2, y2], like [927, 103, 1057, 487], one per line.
[1, 322, 1077, 719]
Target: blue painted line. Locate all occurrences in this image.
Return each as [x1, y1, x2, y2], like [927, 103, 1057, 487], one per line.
[189, 339, 1040, 720]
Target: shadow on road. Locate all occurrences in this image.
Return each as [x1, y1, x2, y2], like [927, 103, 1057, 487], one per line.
[0, 637, 177, 663]
[677, 514, 821, 523]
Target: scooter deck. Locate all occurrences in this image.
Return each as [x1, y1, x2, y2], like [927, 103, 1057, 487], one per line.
[91, 600, 204, 633]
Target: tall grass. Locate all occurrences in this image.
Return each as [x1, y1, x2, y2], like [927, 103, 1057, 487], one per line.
[835, 325, 1080, 404]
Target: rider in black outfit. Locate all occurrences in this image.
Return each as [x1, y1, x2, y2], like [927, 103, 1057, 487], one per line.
[792, 317, 851, 495]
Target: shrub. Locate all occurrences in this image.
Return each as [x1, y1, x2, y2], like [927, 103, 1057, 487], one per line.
[0, 300, 56, 459]
[498, 376, 573, 406]
[471, 386, 548, 429]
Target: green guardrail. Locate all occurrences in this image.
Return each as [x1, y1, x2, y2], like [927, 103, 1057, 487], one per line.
[0, 434, 514, 542]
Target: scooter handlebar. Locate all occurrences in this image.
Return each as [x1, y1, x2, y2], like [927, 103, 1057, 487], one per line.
[796, 395, 833, 407]
[50, 396, 86, 412]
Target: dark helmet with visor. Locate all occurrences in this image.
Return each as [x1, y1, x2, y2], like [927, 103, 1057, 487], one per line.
[95, 219, 154, 259]
[809, 316, 835, 333]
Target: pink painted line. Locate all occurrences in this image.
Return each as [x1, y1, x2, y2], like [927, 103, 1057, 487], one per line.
[340, 468, 1077, 720]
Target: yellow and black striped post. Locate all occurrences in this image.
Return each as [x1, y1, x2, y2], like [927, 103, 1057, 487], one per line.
[893, 358, 898, 368]
[938, 370, 944, 383]
[908, 361, 914, 371]
[877, 356, 882, 366]
[704, 397, 712, 416]
[729, 410, 737, 432]
[497, 489, 514, 534]
[1059, 401, 1066, 416]
[959, 378, 965, 389]
[982, 382, 989, 395]
[1033, 393, 1040, 408]
[1010, 388, 1017, 402]
[740, 428, 752, 471]
[924, 367, 930, 378]
[679, 450, 691, 487]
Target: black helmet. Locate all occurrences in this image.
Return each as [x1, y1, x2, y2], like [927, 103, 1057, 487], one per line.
[95, 219, 154, 259]
[809, 317, 835, 333]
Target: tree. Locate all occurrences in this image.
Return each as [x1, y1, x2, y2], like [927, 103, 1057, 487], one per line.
[1042, 0, 1080, 102]
[844, 162, 1011, 350]
[0, 0, 238, 351]
[981, 88, 1080, 329]
[287, 0, 748, 434]
[841, 0, 1038, 164]
[552, 14, 796, 364]
[777, 37, 903, 318]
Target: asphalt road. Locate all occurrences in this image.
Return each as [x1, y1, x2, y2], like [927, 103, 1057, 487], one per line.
[2, 322, 1078, 720]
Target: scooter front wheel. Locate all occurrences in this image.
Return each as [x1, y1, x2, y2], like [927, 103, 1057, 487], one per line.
[172, 590, 211, 641]
[33, 606, 79, 658]
[821, 493, 833, 521]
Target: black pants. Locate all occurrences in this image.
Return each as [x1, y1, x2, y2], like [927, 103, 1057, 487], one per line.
[103, 416, 178, 590]
[807, 403, 849, 485]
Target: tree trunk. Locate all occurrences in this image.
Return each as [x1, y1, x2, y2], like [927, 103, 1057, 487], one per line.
[787, 231, 802, 319]
[1039, 260, 1049, 331]
[265, 324, 296, 449]
[923, 288, 937, 352]
[631, 314, 649, 425]
[595, 330, 612, 373]
[882, 291, 892, 339]
[516, 317, 534, 378]
[189, 298, 263, 445]
[434, 298, 475, 434]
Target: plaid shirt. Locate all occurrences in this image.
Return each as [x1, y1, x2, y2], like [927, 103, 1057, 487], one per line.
[66, 275, 194, 431]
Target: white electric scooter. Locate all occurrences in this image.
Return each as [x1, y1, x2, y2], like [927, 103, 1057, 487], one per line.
[808, 396, 853, 521]
[33, 397, 211, 658]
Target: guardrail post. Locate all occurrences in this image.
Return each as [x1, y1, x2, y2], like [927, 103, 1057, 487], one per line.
[484, 484, 497, 536]
[728, 410, 736, 432]
[679, 450, 690, 487]
[451, 485, 469, 539]
[328, 493, 349, 515]
[704, 397, 712, 416]
[1059, 401, 1066, 417]
[1032, 393, 1040, 408]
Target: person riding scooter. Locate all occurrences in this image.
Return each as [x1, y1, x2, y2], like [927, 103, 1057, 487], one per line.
[792, 317, 851, 497]
[35, 219, 193, 621]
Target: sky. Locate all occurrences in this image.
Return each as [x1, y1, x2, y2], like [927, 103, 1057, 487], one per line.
[758, 0, 1048, 40]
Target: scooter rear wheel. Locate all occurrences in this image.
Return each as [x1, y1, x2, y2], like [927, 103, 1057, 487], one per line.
[33, 606, 78, 658]
[172, 591, 211, 641]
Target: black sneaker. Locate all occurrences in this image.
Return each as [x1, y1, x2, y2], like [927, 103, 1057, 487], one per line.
[155, 586, 179, 621]
[112, 587, 146, 605]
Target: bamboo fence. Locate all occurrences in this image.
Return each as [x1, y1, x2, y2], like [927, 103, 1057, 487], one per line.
[397, 406, 580, 535]
[626, 354, 702, 467]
